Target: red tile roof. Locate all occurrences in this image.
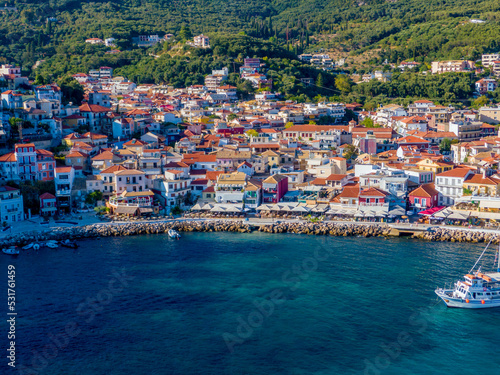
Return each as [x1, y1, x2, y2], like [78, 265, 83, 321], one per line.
[409, 183, 439, 198]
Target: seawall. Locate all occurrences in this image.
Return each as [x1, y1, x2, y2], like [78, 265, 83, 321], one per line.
[1, 221, 499, 248]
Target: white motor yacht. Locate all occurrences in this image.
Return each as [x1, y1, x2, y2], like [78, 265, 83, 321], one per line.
[436, 240, 500, 309]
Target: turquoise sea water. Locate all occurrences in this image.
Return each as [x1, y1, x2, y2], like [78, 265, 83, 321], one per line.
[3, 232, 500, 375]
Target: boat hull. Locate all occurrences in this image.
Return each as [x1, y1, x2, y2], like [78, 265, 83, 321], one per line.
[435, 289, 500, 309]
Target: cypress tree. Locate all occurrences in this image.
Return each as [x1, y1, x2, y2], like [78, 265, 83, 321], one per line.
[316, 73, 323, 88]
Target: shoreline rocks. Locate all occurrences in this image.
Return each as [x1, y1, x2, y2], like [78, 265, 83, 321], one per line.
[0, 220, 498, 249]
[411, 228, 500, 244]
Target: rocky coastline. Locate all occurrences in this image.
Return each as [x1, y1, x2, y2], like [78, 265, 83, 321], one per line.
[1, 220, 499, 249]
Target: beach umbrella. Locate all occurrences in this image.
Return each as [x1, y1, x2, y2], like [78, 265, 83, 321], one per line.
[211, 206, 226, 212]
[312, 204, 329, 213]
[225, 206, 242, 213]
[447, 211, 468, 220]
[191, 203, 203, 211]
[326, 209, 338, 215]
[433, 209, 452, 218]
[256, 204, 271, 211]
[354, 211, 365, 217]
[364, 211, 376, 217]
[202, 203, 214, 211]
[291, 205, 310, 213]
[375, 211, 387, 217]
[388, 207, 405, 216]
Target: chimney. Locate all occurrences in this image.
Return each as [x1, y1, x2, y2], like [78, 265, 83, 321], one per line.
[349, 119, 357, 132]
[483, 169, 487, 179]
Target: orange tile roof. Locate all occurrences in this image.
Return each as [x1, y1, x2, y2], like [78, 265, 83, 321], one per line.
[409, 183, 439, 198]
[436, 168, 471, 178]
[0, 152, 16, 162]
[464, 174, 500, 186]
[101, 165, 127, 174]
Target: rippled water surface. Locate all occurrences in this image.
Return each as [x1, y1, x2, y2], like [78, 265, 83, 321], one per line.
[3, 232, 500, 374]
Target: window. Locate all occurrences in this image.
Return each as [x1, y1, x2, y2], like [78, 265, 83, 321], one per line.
[414, 198, 420, 204]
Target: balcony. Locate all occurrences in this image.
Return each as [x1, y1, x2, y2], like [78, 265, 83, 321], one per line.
[141, 168, 162, 175]
[359, 202, 389, 207]
[109, 201, 152, 208]
[56, 189, 71, 196]
[216, 191, 244, 202]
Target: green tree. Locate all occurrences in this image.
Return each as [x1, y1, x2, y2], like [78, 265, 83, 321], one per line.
[179, 25, 193, 41]
[316, 73, 323, 88]
[85, 191, 103, 205]
[440, 138, 450, 152]
[285, 122, 294, 129]
[472, 95, 489, 109]
[360, 117, 376, 128]
[246, 129, 258, 137]
[227, 113, 238, 121]
[35, 73, 45, 85]
[335, 75, 352, 94]
[57, 76, 85, 105]
[343, 144, 358, 161]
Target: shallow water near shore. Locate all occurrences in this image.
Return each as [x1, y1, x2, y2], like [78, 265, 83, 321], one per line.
[3, 232, 500, 374]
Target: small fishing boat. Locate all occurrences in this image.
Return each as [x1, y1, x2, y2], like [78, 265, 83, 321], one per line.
[168, 229, 181, 239]
[3, 247, 19, 255]
[22, 243, 34, 250]
[436, 236, 500, 308]
[46, 241, 59, 249]
[61, 239, 78, 249]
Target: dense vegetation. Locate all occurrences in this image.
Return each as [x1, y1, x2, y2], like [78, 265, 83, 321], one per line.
[1, 0, 500, 104]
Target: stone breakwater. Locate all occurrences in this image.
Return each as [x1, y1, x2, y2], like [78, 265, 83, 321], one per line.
[1, 221, 499, 248]
[411, 227, 500, 243]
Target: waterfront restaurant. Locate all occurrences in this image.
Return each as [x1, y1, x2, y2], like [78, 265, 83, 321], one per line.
[107, 189, 156, 216]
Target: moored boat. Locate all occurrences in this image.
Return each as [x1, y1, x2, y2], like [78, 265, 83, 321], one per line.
[45, 241, 59, 248]
[436, 239, 500, 309]
[168, 229, 181, 239]
[61, 239, 78, 249]
[3, 246, 19, 255]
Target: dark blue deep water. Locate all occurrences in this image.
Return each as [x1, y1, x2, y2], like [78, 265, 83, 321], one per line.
[2, 232, 500, 375]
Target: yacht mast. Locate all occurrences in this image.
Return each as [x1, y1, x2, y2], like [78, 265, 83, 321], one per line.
[497, 243, 500, 273]
[470, 225, 500, 274]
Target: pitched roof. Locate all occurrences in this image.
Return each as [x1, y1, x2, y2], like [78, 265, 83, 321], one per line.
[123, 139, 147, 147]
[56, 167, 73, 173]
[326, 174, 347, 181]
[359, 187, 389, 197]
[464, 174, 500, 186]
[436, 168, 471, 178]
[332, 185, 360, 200]
[409, 183, 439, 198]
[0, 152, 16, 162]
[79, 103, 112, 113]
[101, 165, 127, 174]
[263, 174, 288, 184]
[92, 150, 115, 161]
[114, 169, 145, 176]
[40, 192, 56, 200]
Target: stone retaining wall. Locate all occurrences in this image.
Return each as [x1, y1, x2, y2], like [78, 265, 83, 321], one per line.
[1, 221, 499, 248]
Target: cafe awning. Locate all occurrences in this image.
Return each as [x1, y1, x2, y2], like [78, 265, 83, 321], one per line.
[191, 203, 203, 211]
[418, 206, 446, 216]
[114, 206, 139, 215]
